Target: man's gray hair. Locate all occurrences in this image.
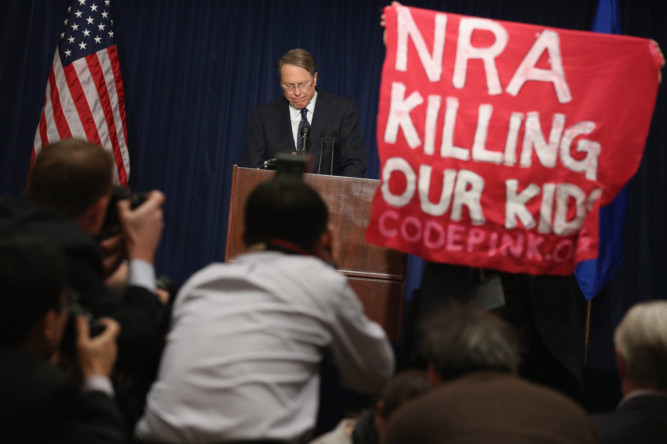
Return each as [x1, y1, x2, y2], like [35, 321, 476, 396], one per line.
[615, 300, 667, 389]
[276, 48, 317, 78]
[420, 305, 520, 382]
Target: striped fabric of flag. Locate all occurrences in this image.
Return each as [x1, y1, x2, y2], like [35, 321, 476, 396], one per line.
[32, 0, 130, 185]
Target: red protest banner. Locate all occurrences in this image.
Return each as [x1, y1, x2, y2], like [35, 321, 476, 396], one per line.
[366, 5, 663, 275]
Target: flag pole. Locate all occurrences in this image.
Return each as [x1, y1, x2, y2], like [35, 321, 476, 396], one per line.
[584, 299, 593, 363]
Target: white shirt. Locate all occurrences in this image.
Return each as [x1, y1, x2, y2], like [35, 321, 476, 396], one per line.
[135, 251, 394, 443]
[289, 91, 317, 148]
[127, 258, 156, 292]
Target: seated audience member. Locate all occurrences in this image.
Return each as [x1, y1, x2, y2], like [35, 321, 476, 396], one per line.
[136, 177, 394, 443]
[592, 300, 667, 444]
[0, 138, 166, 377]
[350, 369, 431, 444]
[385, 306, 600, 444]
[0, 236, 124, 443]
[310, 369, 430, 444]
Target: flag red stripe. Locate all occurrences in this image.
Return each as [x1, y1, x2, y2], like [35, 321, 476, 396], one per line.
[62, 62, 102, 145]
[48, 67, 72, 140]
[85, 52, 127, 184]
[107, 45, 129, 148]
[35, 102, 49, 162]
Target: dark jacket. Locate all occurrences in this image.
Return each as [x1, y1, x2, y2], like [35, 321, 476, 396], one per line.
[0, 345, 126, 444]
[244, 91, 367, 177]
[593, 393, 667, 444]
[0, 197, 165, 377]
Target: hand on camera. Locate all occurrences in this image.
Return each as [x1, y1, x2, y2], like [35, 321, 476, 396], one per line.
[117, 190, 165, 264]
[76, 317, 120, 379]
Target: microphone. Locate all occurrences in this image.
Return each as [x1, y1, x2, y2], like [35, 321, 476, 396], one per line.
[330, 130, 338, 175]
[301, 125, 310, 154]
[318, 130, 325, 174]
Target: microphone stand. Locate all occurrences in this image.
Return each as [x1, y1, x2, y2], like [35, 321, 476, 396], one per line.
[318, 130, 325, 174]
[301, 125, 310, 155]
[330, 130, 338, 175]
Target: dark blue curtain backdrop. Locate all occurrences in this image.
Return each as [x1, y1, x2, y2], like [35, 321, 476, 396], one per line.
[1, 0, 665, 369]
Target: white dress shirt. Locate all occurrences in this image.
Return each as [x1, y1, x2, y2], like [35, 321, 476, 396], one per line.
[289, 91, 317, 148]
[135, 251, 394, 443]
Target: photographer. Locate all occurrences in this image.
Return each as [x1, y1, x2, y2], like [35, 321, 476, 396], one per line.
[0, 138, 167, 424]
[136, 175, 393, 443]
[0, 236, 125, 443]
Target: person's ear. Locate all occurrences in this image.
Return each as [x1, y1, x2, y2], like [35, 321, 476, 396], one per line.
[313, 227, 335, 263]
[616, 348, 627, 379]
[41, 309, 61, 348]
[90, 195, 110, 234]
[74, 195, 109, 236]
[313, 72, 318, 87]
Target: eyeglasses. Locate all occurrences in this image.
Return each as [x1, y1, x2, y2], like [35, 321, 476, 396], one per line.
[281, 81, 314, 92]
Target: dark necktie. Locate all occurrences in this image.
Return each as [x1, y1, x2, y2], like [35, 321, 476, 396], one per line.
[297, 108, 310, 152]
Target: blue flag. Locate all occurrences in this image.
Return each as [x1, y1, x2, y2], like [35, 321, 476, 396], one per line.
[575, 0, 625, 300]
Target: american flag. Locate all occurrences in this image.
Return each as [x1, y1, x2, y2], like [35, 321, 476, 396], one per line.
[32, 0, 130, 185]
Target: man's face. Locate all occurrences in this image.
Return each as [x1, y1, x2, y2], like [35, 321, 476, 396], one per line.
[281, 64, 317, 110]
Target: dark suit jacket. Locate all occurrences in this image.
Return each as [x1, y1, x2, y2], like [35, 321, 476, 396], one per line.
[0, 198, 165, 378]
[0, 345, 125, 444]
[411, 263, 586, 401]
[244, 91, 366, 177]
[386, 372, 600, 444]
[593, 393, 667, 444]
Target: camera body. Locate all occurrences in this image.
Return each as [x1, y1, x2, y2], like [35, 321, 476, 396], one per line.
[260, 153, 310, 179]
[97, 185, 147, 240]
[274, 153, 308, 179]
[60, 292, 106, 358]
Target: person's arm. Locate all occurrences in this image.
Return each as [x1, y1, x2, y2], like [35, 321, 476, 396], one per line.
[76, 316, 119, 383]
[73, 317, 126, 443]
[381, 2, 402, 45]
[337, 100, 367, 178]
[116, 190, 163, 296]
[117, 190, 165, 266]
[127, 258, 157, 293]
[244, 107, 268, 168]
[327, 281, 395, 394]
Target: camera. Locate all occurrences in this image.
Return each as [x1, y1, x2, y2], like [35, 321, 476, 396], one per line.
[60, 291, 106, 358]
[274, 153, 308, 179]
[97, 185, 147, 240]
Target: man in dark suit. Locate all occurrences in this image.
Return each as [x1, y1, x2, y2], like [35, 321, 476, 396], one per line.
[592, 300, 667, 444]
[0, 138, 168, 430]
[244, 48, 366, 177]
[12, 138, 167, 379]
[386, 305, 599, 444]
[0, 236, 125, 443]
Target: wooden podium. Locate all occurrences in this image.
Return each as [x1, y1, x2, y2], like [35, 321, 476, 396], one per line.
[225, 166, 407, 340]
